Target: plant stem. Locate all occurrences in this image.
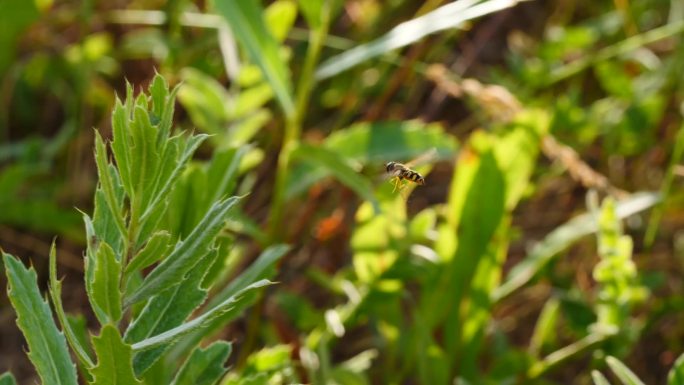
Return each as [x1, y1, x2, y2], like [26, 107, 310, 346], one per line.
[268, 6, 330, 242]
[547, 20, 684, 85]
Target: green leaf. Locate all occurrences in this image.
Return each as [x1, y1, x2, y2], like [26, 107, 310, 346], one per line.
[315, 0, 523, 80]
[0, 372, 17, 385]
[130, 105, 162, 211]
[265, 0, 298, 42]
[126, 248, 218, 375]
[528, 297, 561, 357]
[297, 0, 323, 28]
[94, 131, 127, 241]
[125, 231, 172, 276]
[111, 96, 134, 197]
[131, 279, 274, 352]
[92, 242, 123, 323]
[292, 143, 380, 211]
[169, 245, 289, 358]
[325, 121, 457, 163]
[645, 122, 684, 246]
[592, 370, 612, 385]
[214, 0, 295, 116]
[91, 324, 143, 385]
[286, 121, 458, 198]
[139, 133, 209, 224]
[606, 356, 646, 385]
[49, 243, 95, 368]
[92, 166, 126, 256]
[668, 352, 684, 385]
[126, 196, 241, 306]
[83, 213, 111, 323]
[3, 253, 78, 385]
[170, 341, 232, 385]
[493, 192, 660, 301]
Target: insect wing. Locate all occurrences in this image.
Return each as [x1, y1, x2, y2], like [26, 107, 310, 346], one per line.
[404, 148, 438, 169]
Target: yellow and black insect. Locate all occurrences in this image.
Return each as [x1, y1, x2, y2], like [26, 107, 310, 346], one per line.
[385, 161, 426, 192]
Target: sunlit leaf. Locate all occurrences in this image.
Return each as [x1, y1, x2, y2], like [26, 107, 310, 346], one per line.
[494, 192, 660, 301]
[49, 243, 95, 368]
[214, 0, 295, 116]
[3, 253, 78, 385]
[170, 341, 231, 385]
[131, 279, 274, 352]
[315, 0, 524, 79]
[606, 356, 646, 385]
[126, 197, 240, 306]
[91, 325, 143, 385]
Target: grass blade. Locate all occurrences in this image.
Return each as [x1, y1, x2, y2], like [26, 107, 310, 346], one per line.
[3, 253, 78, 385]
[645, 123, 684, 246]
[291, 143, 379, 210]
[606, 356, 646, 385]
[213, 0, 294, 117]
[592, 370, 612, 385]
[170, 341, 232, 385]
[668, 352, 684, 385]
[493, 192, 661, 301]
[315, 0, 524, 80]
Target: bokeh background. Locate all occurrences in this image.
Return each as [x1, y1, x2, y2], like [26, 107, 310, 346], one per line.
[2, 0, 684, 384]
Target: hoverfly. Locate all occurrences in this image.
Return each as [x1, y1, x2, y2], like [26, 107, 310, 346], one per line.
[385, 149, 436, 193]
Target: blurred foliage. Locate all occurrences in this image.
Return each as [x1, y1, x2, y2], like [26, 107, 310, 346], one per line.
[2, 0, 684, 384]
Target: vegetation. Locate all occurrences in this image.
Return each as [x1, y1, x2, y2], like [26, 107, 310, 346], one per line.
[1, 0, 684, 384]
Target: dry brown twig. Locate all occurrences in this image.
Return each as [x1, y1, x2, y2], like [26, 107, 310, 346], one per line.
[426, 64, 629, 198]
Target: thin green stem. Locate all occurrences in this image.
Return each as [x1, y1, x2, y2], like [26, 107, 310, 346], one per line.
[547, 20, 684, 85]
[268, 7, 331, 242]
[526, 331, 614, 379]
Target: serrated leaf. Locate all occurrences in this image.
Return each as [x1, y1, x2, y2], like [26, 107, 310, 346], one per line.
[83, 213, 110, 323]
[130, 105, 162, 211]
[92, 165, 126, 256]
[170, 341, 232, 385]
[126, 196, 241, 306]
[94, 131, 127, 241]
[3, 253, 78, 385]
[0, 372, 17, 385]
[111, 97, 134, 197]
[169, 245, 289, 358]
[92, 242, 123, 323]
[125, 231, 172, 276]
[126, 248, 217, 375]
[139, 133, 208, 224]
[91, 324, 143, 385]
[214, 0, 294, 117]
[668, 352, 684, 385]
[49, 243, 95, 368]
[149, 72, 169, 119]
[132, 279, 274, 352]
[606, 356, 646, 385]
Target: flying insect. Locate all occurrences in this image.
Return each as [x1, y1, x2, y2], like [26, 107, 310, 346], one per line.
[385, 161, 425, 192]
[385, 149, 436, 192]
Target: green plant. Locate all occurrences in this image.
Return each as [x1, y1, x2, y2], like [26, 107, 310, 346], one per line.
[1, 74, 286, 385]
[592, 354, 684, 385]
